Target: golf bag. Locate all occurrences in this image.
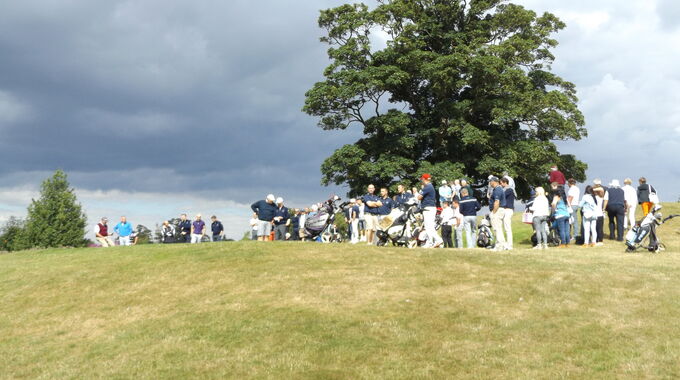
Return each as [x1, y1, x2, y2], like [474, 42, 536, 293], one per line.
[303, 196, 347, 242]
[626, 205, 678, 252]
[376, 200, 418, 247]
[477, 216, 494, 248]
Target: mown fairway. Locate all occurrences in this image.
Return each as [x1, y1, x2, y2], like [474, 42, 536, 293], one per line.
[1, 204, 679, 379]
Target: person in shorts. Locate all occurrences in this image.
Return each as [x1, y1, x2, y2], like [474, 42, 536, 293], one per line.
[363, 184, 380, 245]
[251, 194, 277, 241]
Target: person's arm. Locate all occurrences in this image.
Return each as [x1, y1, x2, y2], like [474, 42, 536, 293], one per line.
[251, 202, 259, 213]
[191, 223, 195, 235]
[603, 192, 608, 210]
[94, 225, 102, 238]
[113, 223, 119, 235]
[492, 199, 500, 213]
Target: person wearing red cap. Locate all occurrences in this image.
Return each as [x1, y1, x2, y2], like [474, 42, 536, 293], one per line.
[417, 173, 443, 248]
[549, 165, 567, 185]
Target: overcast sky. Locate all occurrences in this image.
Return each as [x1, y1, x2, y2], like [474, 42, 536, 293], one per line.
[1, 0, 679, 239]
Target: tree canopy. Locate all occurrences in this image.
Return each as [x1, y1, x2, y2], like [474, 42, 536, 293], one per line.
[22, 170, 88, 249]
[303, 0, 587, 198]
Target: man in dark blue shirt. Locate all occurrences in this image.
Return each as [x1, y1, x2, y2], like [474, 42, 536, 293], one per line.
[501, 177, 515, 250]
[459, 188, 481, 249]
[375, 188, 395, 216]
[395, 184, 414, 206]
[418, 173, 443, 248]
[363, 184, 380, 245]
[489, 176, 507, 250]
[273, 197, 289, 241]
[210, 215, 224, 242]
[251, 194, 277, 241]
[178, 213, 191, 243]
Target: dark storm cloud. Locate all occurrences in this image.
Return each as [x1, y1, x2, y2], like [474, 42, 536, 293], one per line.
[0, 0, 360, 203]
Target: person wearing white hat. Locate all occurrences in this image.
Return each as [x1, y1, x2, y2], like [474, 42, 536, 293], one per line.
[603, 179, 626, 241]
[251, 194, 278, 241]
[438, 180, 453, 204]
[273, 197, 289, 241]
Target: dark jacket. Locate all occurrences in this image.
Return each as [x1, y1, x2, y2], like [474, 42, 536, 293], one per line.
[251, 200, 277, 222]
[273, 206, 289, 225]
[458, 196, 481, 216]
[637, 183, 655, 203]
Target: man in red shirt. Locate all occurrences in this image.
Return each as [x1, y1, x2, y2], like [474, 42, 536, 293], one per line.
[549, 165, 567, 185]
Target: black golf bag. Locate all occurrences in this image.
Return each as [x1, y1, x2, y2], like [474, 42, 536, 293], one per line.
[477, 216, 494, 248]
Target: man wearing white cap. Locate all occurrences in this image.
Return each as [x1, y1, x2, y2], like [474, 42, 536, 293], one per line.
[273, 197, 289, 241]
[438, 180, 453, 204]
[251, 194, 278, 241]
[603, 179, 627, 241]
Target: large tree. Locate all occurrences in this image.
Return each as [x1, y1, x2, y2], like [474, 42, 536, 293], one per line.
[303, 0, 587, 199]
[23, 170, 88, 249]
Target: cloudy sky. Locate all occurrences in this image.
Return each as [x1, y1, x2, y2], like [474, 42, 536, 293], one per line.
[1, 0, 678, 239]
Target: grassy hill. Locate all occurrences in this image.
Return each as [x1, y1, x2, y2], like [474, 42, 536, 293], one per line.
[1, 203, 679, 379]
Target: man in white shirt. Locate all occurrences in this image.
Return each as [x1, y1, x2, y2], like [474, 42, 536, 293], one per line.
[622, 178, 638, 230]
[439, 201, 455, 248]
[249, 213, 259, 240]
[567, 178, 581, 240]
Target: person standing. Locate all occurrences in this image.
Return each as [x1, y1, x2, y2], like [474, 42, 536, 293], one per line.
[593, 186, 606, 245]
[113, 216, 133, 246]
[273, 197, 289, 241]
[94, 217, 114, 247]
[451, 200, 464, 248]
[298, 209, 308, 241]
[530, 187, 550, 250]
[549, 165, 567, 185]
[603, 180, 626, 241]
[249, 213, 259, 240]
[418, 174, 443, 248]
[363, 185, 380, 245]
[438, 180, 453, 205]
[191, 214, 206, 244]
[637, 177, 657, 216]
[500, 177, 515, 250]
[458, 188, 481, 249]
[395, 184, 413, 206]
[579, 186, 598, 247]
[356, 199, 366, 242]
[161, 221, 176, 243]
[551, 186, 571, 248]
[210, 215, 224, 242]
[375, 188, 395, 232]
[452, 179, 462, 199]
[348, 199, 360, 244]
[251, 194, 277, 241]
[488, 176, 507, 251]
[440, 201, 454, 248]
[178, 214, 192, 243]
[622, 178, 638, 230]
[567, 178, 581, 240]
[460, 179, 474, 200]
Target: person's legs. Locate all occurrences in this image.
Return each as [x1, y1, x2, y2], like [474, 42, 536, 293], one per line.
[490, 210, 506, 249]
[119, 236, 131, 246]
[557, 218, 570, 245]
[351, 220, 359, 243]
[571, 206, 581, 238]
[596, 217, 604, 243]
[365, 215, 377, 244]
[641, 202, 652, 216]
[441, 225, 452, 248]
[607, 207, 616, 240]
[463, 216, 477, 249]
[615, 205, 625, 241]
[583, 218, 592, 245]
[423, 207, 443, 247]
[454, 225, 464, 248]
[502, 209, 513, 249]
[532, 217, 543, 247]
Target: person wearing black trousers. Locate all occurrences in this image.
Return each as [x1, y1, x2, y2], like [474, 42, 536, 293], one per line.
[604, 179, 627, 241]
[440, 201, 454, 248]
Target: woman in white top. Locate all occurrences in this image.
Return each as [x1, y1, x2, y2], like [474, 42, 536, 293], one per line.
[529, 187, 550, 249]
[593, 186, 606, 245]
[579, 185, 598, 247]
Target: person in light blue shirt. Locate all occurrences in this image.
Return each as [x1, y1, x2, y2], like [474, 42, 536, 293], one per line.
[113, 216, 134, 246]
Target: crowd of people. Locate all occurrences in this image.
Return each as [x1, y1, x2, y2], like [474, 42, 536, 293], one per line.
[249, 165, 660, 251]
[94, 213, 228, 247]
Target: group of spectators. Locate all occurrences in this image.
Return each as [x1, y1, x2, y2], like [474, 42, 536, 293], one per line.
[248, 164, 661, 252]
[94, 213, 227, 247]
[526, 166, 658, 249]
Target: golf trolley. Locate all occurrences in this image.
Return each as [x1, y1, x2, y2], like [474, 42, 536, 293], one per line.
[625, 205, 679, 253]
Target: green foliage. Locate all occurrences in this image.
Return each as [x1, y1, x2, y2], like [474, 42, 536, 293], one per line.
[304, 0, 587, 199]
[0, 217, 26, 252]
[22, 170, 88, 249]
[135, 224, 152, 244]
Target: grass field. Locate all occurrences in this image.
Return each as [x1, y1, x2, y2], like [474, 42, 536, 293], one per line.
[1, 204, 679, 379]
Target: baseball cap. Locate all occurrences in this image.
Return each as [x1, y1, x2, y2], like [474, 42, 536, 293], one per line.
[276, 197, 284, 204]
[350, 198, 356, 203]
[488, 176, 500, 182]
[441, 180, 447, 185]
[266, 194, 275, 201]
[420, 173, 431, 180]
[593, 178, 602, 185]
